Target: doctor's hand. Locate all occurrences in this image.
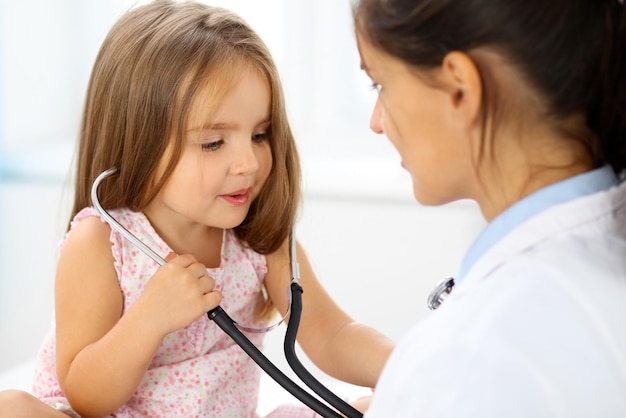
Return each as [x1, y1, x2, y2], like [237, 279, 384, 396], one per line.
[136, 252, 222, 336]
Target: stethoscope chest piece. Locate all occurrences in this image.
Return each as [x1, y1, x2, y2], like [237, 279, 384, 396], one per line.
[427, 277, 455, 310]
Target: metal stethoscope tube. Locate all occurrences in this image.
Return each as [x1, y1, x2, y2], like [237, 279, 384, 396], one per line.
[91, 167, 362, 418]
[427, 277, 455, 310]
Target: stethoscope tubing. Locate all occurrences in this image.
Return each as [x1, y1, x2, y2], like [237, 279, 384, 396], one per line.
[91, 168, 167, 266]
[284, 282, 362, 417]
[209, 286, 351, 418]
[90, 167, 362, 418]
[208, 303, 345, 417]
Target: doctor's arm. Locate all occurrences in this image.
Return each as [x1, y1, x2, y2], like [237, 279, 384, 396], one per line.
[265, 240, 395, 388]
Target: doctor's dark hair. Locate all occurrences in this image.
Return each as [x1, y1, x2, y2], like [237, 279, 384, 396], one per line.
[354, 0, 626, 173]
[72, 0, 301, 254]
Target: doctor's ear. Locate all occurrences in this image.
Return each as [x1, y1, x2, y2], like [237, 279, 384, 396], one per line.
[439, 51, 483, 129]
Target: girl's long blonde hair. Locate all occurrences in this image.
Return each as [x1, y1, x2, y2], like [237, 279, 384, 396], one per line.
[73, 0, 301, 255]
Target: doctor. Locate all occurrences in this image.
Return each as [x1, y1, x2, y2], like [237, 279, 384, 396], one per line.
[354, 0, 626, 417]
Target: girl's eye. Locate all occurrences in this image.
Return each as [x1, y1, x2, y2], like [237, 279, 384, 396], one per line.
[252, 132, 270, 143]
[370, 81, 381, 93]
[201, 140, 223, 152]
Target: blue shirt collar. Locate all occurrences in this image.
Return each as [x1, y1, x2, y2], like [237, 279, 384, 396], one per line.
[456, 165, 618, 284]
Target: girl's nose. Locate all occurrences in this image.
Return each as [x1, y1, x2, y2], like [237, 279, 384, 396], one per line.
[231, 141, 260, 175]
[370, 98, 384, 134]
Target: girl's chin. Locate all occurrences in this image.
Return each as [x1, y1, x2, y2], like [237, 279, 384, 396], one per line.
[214, 213, 250, 230]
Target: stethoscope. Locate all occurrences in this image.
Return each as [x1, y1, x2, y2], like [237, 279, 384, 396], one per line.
[91, 167, 362, 418]
[427, 277, 455, 310]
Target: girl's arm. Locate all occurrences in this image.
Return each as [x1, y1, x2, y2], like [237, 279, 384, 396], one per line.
[265, 239, 394, 388]
[54, 217, 221, 417]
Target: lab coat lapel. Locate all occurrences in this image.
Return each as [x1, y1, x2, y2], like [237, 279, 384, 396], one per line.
[449, 182, 626, 302]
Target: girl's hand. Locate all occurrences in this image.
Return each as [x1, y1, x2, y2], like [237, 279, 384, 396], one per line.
[137, 253, 222, 336]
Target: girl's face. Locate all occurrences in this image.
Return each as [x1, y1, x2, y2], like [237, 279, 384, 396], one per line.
[147, 67, 273, 231]
[357, 34, 475, 206]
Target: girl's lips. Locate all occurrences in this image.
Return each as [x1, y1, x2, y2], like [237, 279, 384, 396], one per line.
[221, 189, 251, 206]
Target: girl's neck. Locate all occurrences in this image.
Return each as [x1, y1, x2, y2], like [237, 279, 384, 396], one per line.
[167, 226, 224, 269]
[143, 208, 224, 268]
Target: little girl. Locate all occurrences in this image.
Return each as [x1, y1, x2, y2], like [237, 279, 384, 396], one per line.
[0, 1, 393, 416]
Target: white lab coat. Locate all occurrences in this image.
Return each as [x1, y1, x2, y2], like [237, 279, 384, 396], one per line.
[366, 181, 626, 417]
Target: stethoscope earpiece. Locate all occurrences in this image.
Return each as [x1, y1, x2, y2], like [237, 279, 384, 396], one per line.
[427, 277, 455, 310]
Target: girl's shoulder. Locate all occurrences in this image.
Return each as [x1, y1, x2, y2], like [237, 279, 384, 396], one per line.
[62, 207, 167, 279]
[56, 208, 119, 281]
[63, 207, 141, 246]
[68, 207, 142, 231]
[62, 207, 112, 250]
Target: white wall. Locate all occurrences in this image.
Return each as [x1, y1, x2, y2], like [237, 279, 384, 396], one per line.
[0, 179, 71, 371]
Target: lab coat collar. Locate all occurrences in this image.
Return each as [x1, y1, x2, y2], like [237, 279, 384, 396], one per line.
[450, 168, 625, 302]
[456, 166, 617, 285]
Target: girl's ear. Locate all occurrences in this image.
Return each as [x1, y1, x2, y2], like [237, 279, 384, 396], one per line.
[440, 51, 482, 130]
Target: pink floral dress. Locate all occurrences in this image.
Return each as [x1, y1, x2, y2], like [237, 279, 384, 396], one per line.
[32, 207, 316, 417]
